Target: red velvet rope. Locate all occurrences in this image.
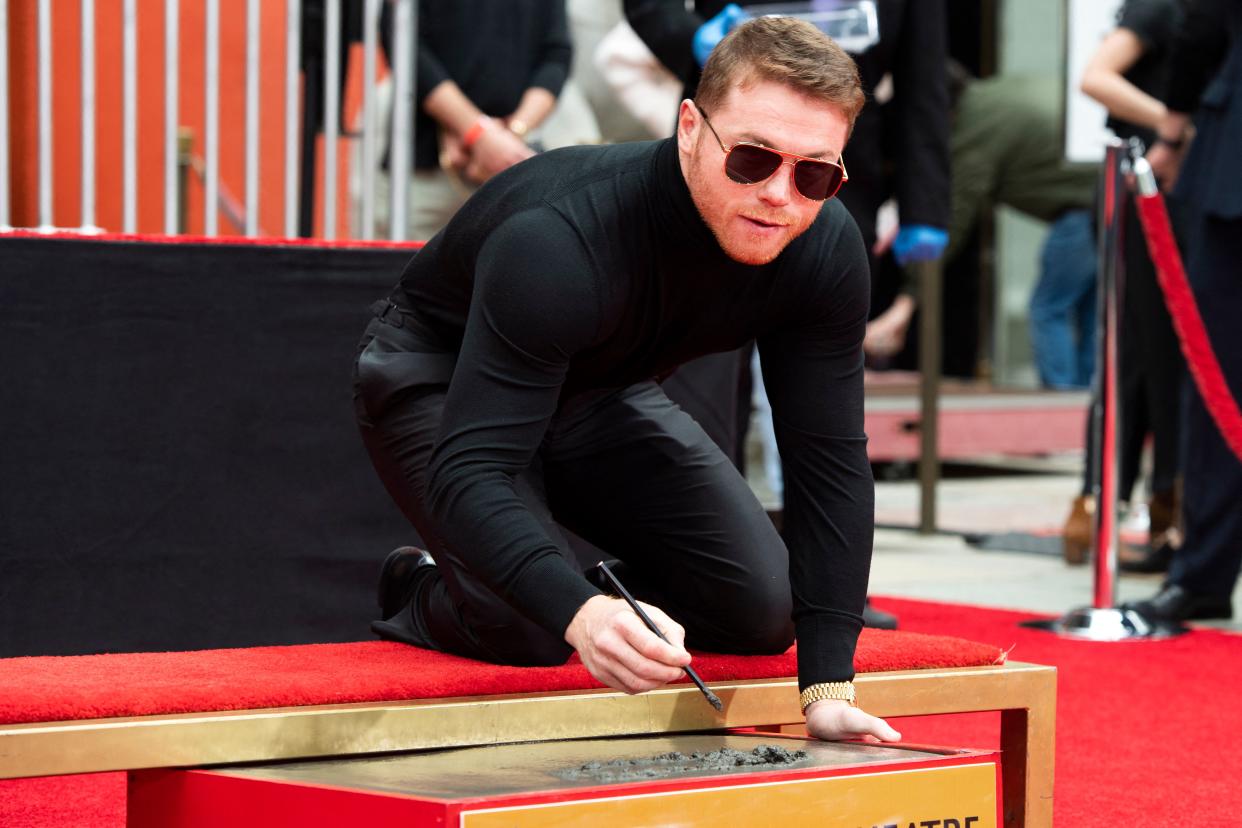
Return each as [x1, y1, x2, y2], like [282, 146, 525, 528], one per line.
[1135, 192, 1242, 462]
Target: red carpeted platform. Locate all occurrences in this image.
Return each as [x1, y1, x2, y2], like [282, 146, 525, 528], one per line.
[5, 597, 1239, 827]
[0, 629, 1001, 726]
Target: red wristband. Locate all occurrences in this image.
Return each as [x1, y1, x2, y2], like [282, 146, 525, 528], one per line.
[461, 116, 492, 150]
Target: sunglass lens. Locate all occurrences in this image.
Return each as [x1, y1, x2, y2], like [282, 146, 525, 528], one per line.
[725, 144, 782, 185]
[793, 161, 842, 201]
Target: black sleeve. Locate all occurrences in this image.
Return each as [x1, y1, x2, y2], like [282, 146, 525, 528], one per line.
[758, 216, 874, 689]
[424, 209, 603, 638]
[1164, 0, 1231, 114]
[1117, 0, 1175, 54]
[528, 1, 573, 96]
[380, 0, 453, 104]
[624, 0, 705, 85]
[890, 0, 952, 229]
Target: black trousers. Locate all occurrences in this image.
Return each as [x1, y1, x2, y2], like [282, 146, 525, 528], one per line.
[353, 315, 794, 666]
[1083, 197, 1187, 499]
[1169, 214, 1242, 599]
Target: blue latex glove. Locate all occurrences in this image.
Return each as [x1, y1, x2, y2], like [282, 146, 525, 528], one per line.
[892, 225, 949, 265]
[693, 4, 750, 67]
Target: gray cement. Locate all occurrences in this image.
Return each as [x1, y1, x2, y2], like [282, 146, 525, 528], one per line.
[556, 745, 810, 784]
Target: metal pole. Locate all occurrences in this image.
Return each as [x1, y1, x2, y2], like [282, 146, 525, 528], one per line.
[37, 0, 53, 230]
[122, 0, 137, 233]
[360, 0, 380, 240]
[1092, 142, 1124, 611]
[389, 0, 414, 240]
[0, 0, 9, 229]
[81, 0, 97, 231]
[204, 0, 220, 235]
[244, 0, 260, 236]
[917, 258, 942, 534]
[164, 0, 179, 235]
[284, 0, 301, 238]
[1020, 140, 1183, 640]
[322, 0, 340, 239]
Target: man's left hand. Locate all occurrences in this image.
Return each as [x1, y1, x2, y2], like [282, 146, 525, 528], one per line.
[892, 225, 948, 265]
[804, 699, 902, 742]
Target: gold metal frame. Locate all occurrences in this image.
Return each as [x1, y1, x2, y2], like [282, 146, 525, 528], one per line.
[0, 661, 1054, 827]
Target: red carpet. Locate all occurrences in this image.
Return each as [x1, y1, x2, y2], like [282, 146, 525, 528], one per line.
[875, 597, 1242, 826]
[0, 629, 998, 725]
[4, 598, 1240, 825]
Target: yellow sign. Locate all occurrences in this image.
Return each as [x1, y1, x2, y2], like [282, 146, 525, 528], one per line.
[461, 762, 998, 828]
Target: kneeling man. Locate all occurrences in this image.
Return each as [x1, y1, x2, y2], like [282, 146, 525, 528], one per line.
[353, 17, 898, 743]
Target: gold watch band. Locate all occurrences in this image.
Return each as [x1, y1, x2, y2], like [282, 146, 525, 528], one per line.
[799, 681, 857, 713]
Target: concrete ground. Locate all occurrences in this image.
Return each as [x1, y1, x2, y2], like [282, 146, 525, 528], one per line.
[748, 446, 1242, 633]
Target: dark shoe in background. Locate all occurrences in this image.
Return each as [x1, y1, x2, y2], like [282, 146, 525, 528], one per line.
[1119, 536, 1177, 574]
[1120, 487, 1182, 574]
[377, 546, 436, 620]
[1126, 582, 1233, 624]
[863, 598, 898, 630]
[1062, 495, 1094, 565]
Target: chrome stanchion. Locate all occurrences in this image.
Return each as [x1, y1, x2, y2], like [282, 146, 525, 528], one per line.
[322, 0, 340, 239]
[283, 0, 301, 238]
[1023, 139, 1186, 640]
[163, 0, 179, 235]
[389, 0, 415, 241]
[243, 0, 260, 237]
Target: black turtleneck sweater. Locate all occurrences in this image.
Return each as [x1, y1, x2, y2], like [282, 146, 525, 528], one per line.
[388, 137, 873, 688]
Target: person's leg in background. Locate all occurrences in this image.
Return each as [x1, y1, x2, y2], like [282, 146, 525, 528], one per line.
[408, 168, 475, 243]
[1117, 198, 1187, 571]
[1072, 264, 1097, 389]
[1131, 215, 1242, 621]
[1030, 209, 1097, 390]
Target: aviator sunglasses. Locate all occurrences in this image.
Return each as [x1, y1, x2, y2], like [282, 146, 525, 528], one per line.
[697, 105, 847, 201]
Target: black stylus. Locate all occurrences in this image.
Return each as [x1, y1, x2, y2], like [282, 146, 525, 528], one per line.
[595, 561, 723, 712]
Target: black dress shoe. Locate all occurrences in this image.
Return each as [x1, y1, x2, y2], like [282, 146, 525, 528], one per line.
[863, 599, 898, 630]
[1126, 582, 1233, 624]
[377, 546, 436, 620]
[1119, 539, 1175, 574]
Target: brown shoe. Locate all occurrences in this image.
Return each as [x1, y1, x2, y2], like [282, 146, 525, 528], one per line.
[1062, 495, 1094, 565]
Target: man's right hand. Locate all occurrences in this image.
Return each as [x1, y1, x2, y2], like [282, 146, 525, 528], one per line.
[565, 595, 691, 694]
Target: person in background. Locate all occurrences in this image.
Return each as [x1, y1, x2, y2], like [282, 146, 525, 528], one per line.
[1063, 0, 1189, 570]
[380, 0, 572, 241]
[1128, 0, 1240, 624]
[865, 68, 1098, 386]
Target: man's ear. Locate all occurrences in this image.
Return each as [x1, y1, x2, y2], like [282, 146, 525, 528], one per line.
[676, 99, 699, 157]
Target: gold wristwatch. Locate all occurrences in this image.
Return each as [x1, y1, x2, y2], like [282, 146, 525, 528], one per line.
[799, 681, 857, 713]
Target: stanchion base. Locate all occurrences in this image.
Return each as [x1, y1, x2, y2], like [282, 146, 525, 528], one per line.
[1021, 606, 1188, 640]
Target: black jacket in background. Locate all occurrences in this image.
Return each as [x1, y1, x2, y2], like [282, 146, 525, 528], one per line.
[382, 0, 572, 170]
[1168, 0, 1240, 219]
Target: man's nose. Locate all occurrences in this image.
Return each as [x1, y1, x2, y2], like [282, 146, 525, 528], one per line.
[757, 161, 795, 207]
